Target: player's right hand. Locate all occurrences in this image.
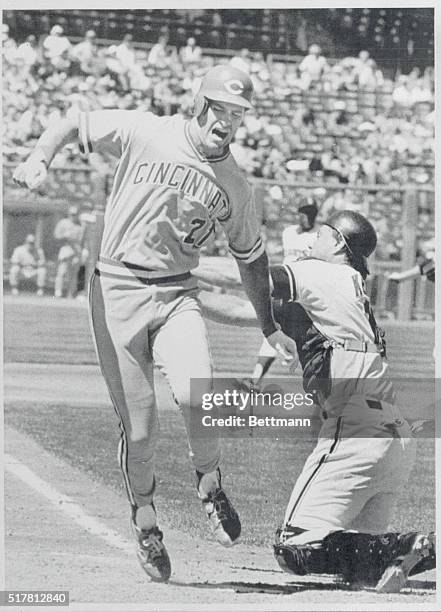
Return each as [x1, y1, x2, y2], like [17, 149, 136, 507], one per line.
[266, 329, 299, 369]
[13, 158, 48, 190]
[387, 272, 400, 281]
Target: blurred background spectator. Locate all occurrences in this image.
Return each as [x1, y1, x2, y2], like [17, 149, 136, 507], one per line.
[299, 44, 329, 89]
[53, 205, 84, 298]
[42, 24, 72, 69]
[180, 36, 202, 65]
[9, 234, 47, 296]
[71, 29, 98, 76]
[147, 33, 170, 68]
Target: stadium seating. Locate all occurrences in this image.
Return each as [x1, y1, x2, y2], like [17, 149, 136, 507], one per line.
[4, 8, 434, 67]
[2, 8, 434, 263]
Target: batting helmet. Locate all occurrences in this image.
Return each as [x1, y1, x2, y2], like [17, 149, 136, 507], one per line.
[194, 65, 254, 116]
[324, 210, 377, 259]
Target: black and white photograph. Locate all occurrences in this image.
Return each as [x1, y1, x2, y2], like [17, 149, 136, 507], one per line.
[2, 3, 438, 610]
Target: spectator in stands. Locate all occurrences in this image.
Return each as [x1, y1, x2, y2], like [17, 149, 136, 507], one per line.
[16, 35, 38, 69]
[42, 25, 72, 69]
[115, 33, 136, 69]
[392, 75, 415, 109]
[180, 37, 202, 65]
[299, 44, 329, 89]
[411, 80, 433, 106]
[211, 11, 223, 27]
[9, 234, 47, 296]
[282, 198, 319, 264]
[320, 188, 356, 219]
[53, 205, 84, 298]
[357, 57, 383, 90]
[103, 45, 130, 91]
[147, 34, 170, 68]
[152, 76, 179, 116]
[325, 61, 353, 92]
[9, 107, 34, 144]
[71, 29, 99, 76]
[249, 51, 269, 79]
[295, 18, 309, 53]
[2, 23, 17, 65]
[319, 144, 350, 183]
[230, 48, 252, 74]
[353, 50, 370, 72]
[114, 33, 152, 91]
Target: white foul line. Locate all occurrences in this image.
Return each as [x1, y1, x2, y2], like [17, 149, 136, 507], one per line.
[4, 453, 134, 555]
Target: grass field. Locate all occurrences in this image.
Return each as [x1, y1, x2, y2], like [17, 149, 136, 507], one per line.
[5, 398, 435, 547]
[3, 296, 435, 378]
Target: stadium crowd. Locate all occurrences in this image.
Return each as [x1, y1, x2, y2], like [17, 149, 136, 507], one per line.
[5, 8, 434, 65]
[2, 18, 434, 265]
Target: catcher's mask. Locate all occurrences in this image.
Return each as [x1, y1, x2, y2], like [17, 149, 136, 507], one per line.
[193, 64, 254, 118]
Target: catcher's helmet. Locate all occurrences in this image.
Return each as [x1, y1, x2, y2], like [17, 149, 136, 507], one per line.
[194, 65, 254, 116]
[324, 210, 377, 259]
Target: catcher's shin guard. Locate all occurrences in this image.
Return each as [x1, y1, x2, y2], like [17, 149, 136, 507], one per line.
[274, 526, 329, 575]
[322, 531, 402, 585]
[275, 529, 435, 590]
[274, 541, 328, 576]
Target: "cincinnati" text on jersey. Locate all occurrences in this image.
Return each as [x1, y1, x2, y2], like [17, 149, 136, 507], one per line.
[133, 161, 231, 221]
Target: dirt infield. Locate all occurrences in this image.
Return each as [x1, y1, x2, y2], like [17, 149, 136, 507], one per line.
[5, 424, 436, 609]
[3, 295, 437, 609]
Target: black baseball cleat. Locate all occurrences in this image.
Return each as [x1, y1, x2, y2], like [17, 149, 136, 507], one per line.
[376, 532, 435, 593]
[198, 469, 241, 547]
[131, 521, 171, 583]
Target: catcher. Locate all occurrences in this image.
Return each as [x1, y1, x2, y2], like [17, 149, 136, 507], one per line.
[196, 209, 436, 593]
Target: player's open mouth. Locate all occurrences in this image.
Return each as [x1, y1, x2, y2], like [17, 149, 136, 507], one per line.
[212, 128, 229, 141]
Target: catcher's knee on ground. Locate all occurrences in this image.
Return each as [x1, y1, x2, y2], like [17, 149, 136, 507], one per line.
[274, 529, 405, 584]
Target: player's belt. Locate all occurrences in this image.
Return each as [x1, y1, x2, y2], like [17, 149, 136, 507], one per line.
[342, 339, 381, 353]
[324, 339, 381, 353]
[96, 256, 191, 284]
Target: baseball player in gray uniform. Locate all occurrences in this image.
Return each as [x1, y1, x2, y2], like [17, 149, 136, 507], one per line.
[197, 210, 436, 593]
[13, 64, 296, 583]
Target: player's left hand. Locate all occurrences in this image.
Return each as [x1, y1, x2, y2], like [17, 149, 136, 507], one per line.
[266, 329, 299, 369]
